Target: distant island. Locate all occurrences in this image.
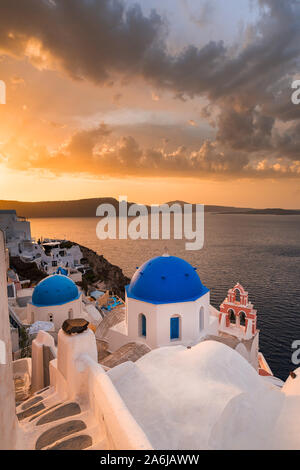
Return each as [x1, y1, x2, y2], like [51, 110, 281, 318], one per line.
[217, 208, 300, 215]
[0, 198, 299, 218]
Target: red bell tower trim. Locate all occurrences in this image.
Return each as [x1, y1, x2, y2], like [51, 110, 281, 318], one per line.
[219, 283, 257, 337]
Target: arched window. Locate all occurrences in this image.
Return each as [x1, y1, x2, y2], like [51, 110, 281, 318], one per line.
[239, 311, 246, 327]
[229, 309, 236, 324]
[235, 289, 241, 303]
[139, 314, 146, 337]
[199, 306, 204, 331]
[68, 309, 73, 320]
[170, 315, 181, 340]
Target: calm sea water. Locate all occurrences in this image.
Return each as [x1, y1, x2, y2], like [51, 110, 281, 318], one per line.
[29, 214, 300, 380]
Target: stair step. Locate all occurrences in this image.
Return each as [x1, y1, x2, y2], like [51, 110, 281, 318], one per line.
[17, 403, 45, 421]
[29, 403, 62, 422]
[36, 403, 81, 426]
[47, 434, 92, 450]
[35, 420, 87, 450]
[36, 386, 50, 395]
[21, 395, 43, 411]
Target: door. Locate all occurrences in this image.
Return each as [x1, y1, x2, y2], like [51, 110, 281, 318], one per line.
[170, 317, 180, 340]
[141, 314, 146, 337]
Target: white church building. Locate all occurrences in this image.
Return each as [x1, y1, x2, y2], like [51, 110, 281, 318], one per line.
[25, 274, 101, 333]
[107, 254, 213, 351]
[104, 254, 263, 374]
[27, 275, 83, 331]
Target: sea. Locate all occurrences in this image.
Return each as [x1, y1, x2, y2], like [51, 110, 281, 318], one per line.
[29, 214, 300, 381]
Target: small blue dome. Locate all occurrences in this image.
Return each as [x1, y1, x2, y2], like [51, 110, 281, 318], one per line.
[32, 274, 80, 307]
[126, 255, 209, 304]
[56, 267, 68, 276]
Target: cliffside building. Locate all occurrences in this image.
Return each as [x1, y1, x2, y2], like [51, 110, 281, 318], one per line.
[0, 210, 31, 256]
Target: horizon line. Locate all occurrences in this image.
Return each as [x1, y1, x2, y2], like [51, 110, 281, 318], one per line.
[0, 197, 299, 212]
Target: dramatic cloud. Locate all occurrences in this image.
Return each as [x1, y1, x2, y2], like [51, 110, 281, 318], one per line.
[0, 0, 299, 178]
[1, 124, 299, 179]
[216, 105, 275, 152]
[0, 0, 164, 82]
[0, 1, 299, 103]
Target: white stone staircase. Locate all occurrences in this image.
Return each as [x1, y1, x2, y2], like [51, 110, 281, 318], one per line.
[16, 385, 108, 450]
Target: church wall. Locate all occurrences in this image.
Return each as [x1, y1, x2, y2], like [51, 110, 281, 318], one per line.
[126, 296, 158, 349]
[30, 296, 82, 331]
[123, 291, 210, 349]
[155, 292, 210, 347]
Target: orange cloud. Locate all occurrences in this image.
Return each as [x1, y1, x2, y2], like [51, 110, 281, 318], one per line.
[1, 124, 300, 180]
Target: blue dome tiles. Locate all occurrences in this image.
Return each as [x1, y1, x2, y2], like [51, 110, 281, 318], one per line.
[126, 256, 209, 305]
[32, 274, 80, 307]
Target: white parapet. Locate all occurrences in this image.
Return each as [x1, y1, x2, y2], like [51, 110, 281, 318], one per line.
[81, 355, 153, 450]
[31, 330, 56, 392]
[50, 326, 153, 449]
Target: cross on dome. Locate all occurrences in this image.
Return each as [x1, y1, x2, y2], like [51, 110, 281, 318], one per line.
[162, 247, 170, 257]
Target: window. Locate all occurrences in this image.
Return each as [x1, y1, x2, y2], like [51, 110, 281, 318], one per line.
[239, 311, 246, 327]
[49, 314, 53, 322]
[170, 316, 180, 340]
[229, 309, 236, 324]
[68, 309, 73, 320]
[139, 314, 146, 337]
[7, 284, 15, 298]
[235, 289, 241, 303]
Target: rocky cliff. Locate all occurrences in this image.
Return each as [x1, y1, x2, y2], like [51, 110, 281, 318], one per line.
[10, 242, 130, 299]
[10, 256, 47, 284]
[77, 244, 130, 299]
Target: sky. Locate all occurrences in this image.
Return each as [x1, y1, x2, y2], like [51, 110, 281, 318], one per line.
[0, 0, 299, 208]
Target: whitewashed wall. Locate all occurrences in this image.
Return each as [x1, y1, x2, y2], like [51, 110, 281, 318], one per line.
[28, 296, 82, 331]
[108, 291, 210, 351]
[0, 231, 18, 449]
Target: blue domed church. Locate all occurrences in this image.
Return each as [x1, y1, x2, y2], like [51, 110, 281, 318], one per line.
[29, 274, 83, 330]
[107, 254, 211, 351]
